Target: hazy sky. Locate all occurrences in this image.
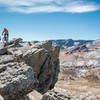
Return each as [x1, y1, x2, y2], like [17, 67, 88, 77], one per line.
[0, 0, 100, 41]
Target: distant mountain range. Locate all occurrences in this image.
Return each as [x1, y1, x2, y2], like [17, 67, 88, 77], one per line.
[51, 39, 93, 50]
[24, 39, 100, 50]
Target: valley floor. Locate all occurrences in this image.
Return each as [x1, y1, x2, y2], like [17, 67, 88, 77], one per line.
[56, 50, 100, 100]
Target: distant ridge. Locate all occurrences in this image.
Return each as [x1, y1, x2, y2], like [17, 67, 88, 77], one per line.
[22, 39, 96, 50]
[51, 39, 93, 49]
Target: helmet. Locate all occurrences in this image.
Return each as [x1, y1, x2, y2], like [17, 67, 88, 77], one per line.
[4, 28, 6, 30]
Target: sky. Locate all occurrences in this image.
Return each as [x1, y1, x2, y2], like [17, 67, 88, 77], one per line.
[0, 0, 100, 41]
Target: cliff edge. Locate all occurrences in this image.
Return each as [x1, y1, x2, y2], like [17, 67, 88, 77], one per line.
[0, 38, 60, 100]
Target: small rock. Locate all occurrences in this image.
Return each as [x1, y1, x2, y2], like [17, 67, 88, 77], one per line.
[0, 47, 7, 55]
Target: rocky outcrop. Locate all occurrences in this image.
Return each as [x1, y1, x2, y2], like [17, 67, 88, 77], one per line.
[0, 63, 37, 100]
[18, 41, 60, 93]
[0, 38, 60, 99]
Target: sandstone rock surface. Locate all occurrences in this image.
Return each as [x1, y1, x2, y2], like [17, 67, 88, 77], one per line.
[0, 63, 37, 100]
[21, 41, 60, 93]
[0, 38, 60, 100]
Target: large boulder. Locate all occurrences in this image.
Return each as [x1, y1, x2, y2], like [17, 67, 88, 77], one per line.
[0, 62, 38, 100]
[22, 41, 60, 93]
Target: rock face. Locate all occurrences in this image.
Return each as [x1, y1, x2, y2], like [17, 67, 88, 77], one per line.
[0, 63, 37, 100]
[0, 38, 60, 99]
[19, 41, 60, 93]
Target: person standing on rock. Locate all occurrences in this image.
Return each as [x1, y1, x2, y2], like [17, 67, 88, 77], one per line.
[2, 28, 9, 41]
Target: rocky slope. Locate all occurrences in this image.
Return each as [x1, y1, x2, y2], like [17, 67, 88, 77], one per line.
[0, 38, 60, 100]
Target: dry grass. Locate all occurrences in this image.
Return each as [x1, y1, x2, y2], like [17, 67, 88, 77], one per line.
[56, 74, 100, 95]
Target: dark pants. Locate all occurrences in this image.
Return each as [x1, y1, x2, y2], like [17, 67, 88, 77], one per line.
[4, 34, 8, 41]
